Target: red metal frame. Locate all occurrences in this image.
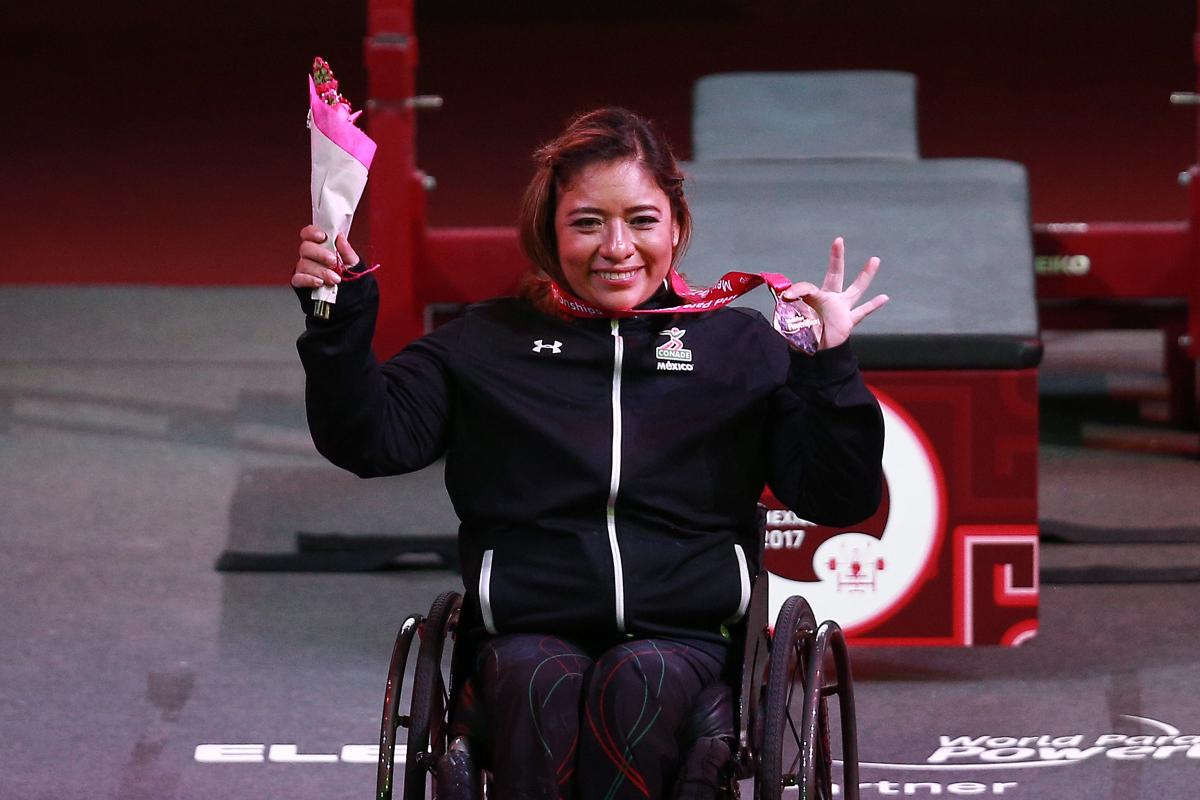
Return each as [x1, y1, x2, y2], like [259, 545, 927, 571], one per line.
[1032, 3, 1200, 427]
[366, 1, 526, 359]
[1034, 222, 1191, 301]
[365, 0, 425, 358]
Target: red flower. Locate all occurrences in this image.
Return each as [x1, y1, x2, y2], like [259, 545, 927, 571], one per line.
[312, 56, 355, 110]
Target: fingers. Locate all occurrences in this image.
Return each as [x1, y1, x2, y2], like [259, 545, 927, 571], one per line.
[784, 242, 883, 312]
[334, 233, 360, 267]
[850, 293, 890, 324]
[291, 258, 342, 290]
[296, 228, 359, 267]
[847, 256, 881, 296]
[292, 226, 343, 290]
[822, 236, 845, 292]
[780, 281, 819, 302]
[300, 224, 327, 243]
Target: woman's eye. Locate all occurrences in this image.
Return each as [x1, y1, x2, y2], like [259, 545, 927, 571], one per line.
[571, 218, 602, 230]
[630, 216, 659, 228]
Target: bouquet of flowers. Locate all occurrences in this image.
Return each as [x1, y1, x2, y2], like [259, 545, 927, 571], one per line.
[308, 57, 378, 319]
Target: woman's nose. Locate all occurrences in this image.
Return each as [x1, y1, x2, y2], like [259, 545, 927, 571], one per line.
[599, 221, 635, 261]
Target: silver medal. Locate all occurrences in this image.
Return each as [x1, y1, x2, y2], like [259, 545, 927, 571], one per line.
[770, 289, 821, 355]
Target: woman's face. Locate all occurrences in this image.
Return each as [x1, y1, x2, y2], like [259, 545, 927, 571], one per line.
[554, 159, 680, 313]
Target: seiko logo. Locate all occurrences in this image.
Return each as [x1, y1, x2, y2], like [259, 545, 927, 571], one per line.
[532, 339, 562, 354]
[1034, 254, 1091, 276]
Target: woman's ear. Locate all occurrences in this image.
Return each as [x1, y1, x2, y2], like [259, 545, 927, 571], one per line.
[672, 220, 680, 248]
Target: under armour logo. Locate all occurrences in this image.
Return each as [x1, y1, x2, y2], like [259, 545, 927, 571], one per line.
[532, 339, 563, 354]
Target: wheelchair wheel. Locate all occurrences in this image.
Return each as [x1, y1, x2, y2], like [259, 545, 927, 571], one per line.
[735, 575, 772, 785]
[757, 596, 859, 800]
[756, 595, 825, 800]
[377, 613, 423, 800]
[402, 590, 463, 800]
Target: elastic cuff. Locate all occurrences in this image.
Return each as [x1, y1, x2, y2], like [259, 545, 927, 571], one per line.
[788, 339, 860, 385]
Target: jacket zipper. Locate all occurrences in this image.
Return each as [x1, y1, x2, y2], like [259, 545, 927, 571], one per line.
[608, 319, 627, 632]
[724, 543, 752, 625]
[479, 549, 497, 634]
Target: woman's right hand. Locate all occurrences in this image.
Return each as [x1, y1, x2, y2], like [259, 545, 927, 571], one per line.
[292, 225, 359, 290]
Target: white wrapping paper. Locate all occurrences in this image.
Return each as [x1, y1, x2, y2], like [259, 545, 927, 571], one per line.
[307, 75, 377, 310]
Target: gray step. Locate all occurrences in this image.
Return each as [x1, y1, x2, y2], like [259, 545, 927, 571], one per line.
[693, 71, 919, 161]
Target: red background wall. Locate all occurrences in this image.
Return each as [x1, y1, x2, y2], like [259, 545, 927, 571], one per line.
[8, 0, 1195, 284]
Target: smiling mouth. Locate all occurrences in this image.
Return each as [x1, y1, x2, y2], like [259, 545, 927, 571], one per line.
[593, 267, 643, 283]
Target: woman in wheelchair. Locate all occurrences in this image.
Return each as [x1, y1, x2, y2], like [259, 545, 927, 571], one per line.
[292, 107, 887, 799]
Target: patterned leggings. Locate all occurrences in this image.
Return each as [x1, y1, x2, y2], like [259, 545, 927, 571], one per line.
[467, 633, 725, 800]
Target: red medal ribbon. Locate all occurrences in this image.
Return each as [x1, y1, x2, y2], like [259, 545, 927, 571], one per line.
[548, 270, 793, 318]
[547, 269, 822, 354]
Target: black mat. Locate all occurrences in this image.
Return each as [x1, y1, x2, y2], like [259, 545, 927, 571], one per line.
[1041, 519, 1200, 544]
[216, 533, 460, 572]
[1043, 565, 1200, 583]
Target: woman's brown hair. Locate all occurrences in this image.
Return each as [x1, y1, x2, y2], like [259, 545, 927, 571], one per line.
[517, 107, 691, 310]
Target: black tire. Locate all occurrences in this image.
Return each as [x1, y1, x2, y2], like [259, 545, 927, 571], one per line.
[403, 591, 463, 800]
[756, 595, 818, 800]
[817, 621, 859, 800]
[377, 614, 423, 800]
[741, 626, 771, 783]
[736, 576, 773, 784]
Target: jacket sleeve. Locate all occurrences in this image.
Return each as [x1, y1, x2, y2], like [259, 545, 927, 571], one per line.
[765, 341, 885, 527]
[294, 276, 457, 478]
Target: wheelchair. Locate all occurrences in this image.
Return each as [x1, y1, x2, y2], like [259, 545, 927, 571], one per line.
[375, 572, 860, 800]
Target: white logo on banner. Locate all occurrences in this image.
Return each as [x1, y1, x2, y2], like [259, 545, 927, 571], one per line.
[768, 391, 943, 631]
[195, 715, 1200, 796]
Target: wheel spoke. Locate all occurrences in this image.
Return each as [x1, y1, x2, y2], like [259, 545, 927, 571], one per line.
[785, 708, 802, 773]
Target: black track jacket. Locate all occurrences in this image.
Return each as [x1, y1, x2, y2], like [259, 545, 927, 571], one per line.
[297, 277, 883, 647]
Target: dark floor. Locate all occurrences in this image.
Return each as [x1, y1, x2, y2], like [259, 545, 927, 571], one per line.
[2, 288, 1199, 798]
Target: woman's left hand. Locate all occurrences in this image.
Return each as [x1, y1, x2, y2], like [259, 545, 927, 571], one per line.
[781, 237, 889, 350]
